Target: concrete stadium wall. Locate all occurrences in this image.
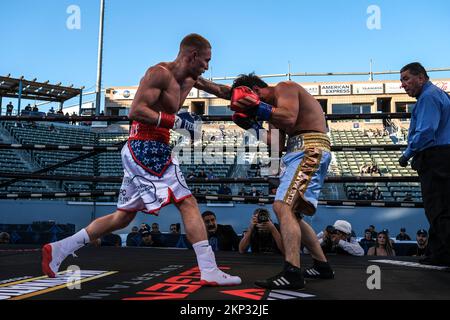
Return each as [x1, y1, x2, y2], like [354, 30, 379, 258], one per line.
[0, 200, 429, 237]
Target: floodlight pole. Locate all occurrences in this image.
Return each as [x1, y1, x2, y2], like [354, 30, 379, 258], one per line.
[95, 0, 105, 116]
[369, 59, 374, 81]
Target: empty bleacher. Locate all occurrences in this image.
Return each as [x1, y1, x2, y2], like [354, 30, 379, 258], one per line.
[330, 128, 421, 201]
[0, 122, 422, 201]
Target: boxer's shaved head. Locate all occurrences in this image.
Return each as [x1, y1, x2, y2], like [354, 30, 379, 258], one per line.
[180, 33, 211, 53]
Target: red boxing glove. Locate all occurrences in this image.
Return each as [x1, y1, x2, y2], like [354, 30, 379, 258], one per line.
[230, 86, 260, 114]
[231, 86, 274, 121]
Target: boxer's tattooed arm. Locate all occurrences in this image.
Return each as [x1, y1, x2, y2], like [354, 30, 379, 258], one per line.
[195, 77, 232, 100]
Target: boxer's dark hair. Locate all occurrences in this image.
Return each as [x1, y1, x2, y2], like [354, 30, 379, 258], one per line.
[400, 62, 429, 80]
[201, 210, 216, 218]
[232, 72, 268, 90]
[180, 33, 211, 52]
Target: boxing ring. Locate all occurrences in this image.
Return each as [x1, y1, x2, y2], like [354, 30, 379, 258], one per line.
[1, 112, 449, 301]
[1, 246, 449, 301]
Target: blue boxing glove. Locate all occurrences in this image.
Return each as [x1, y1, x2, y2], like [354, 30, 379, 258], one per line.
[173, 111, 202, 140]
[232, 112, 266, 139]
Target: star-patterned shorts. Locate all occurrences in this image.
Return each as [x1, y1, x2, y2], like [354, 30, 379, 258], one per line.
[117, 142, 192, 215]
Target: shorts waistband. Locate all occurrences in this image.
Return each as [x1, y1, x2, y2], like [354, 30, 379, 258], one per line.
[286, 132, 331, 153]
[128, 121, 170, 144]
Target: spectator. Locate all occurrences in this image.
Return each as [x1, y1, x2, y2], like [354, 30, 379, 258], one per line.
[187, 171, 196, 179]
[316, 225, 335, 242]
[238, 187, 247, 196]
[371, 187, 384, 200]
[407, 229, 429, 257]
[140, 231, 156, 247]
[56, 109, 64, 115]
[48, 107, 55, 114]
[139, 223, 150, 234]
[360, 164, 369, 174]
[239, 208, 284, 254]
[358, 188, 371, 200]
[24, 103, 32, 111]
[367, 231, 396, 256]
[197, 170, 207, 178]
[359, 229, 376, 255]
[396, 227, 412, 241]
[202, 210, 240, 251]
[381, 228, 395, 245]
[318, 220, 364, 256]
[347, 188, 358, 200]
[403, 192, 413, 202]
[101, 233, 122, 247]
[218, 184, 231, 195]
[169, 223, 180, 234]
[207, 170, 216, 179]
[368, 225, 377, 239]
[0, 232, 11, 244]
[269, 186, 277, 195]
[371, 165, 381, 175]
[248, 186, 261, 197]
[71, 111, 77, 125]
[150, 223, 161, 234]
[49, 123, 57, 132]
[6, 102, 14, 116]
[126, 226, 141, 247]
[32, 105, 39, 112]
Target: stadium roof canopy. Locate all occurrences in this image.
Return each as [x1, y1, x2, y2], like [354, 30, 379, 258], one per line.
[0, 75, 83, 102]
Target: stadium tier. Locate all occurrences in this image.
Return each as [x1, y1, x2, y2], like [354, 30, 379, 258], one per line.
[0, 120, 420, 202]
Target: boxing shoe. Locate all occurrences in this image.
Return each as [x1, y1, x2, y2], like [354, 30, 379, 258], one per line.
[255, 261, 305, 290]
[200, 268, 242, 286]
[41, 242, 73, 278]
[303, 259, 335, 279]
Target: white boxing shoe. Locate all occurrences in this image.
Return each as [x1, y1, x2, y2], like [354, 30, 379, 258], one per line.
[41, 242, 71, 278]
[200, 268, 242, 286]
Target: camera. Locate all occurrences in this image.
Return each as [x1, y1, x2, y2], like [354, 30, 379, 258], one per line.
[326, 225, 337, 234]
[256, 209, 270, 223]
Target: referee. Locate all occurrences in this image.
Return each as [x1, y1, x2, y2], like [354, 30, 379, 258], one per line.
[399, 62, 450, 266]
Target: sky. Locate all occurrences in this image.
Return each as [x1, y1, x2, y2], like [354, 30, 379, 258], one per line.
[1, 0, 450, 111]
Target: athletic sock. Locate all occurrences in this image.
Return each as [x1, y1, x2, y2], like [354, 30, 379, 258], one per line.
[56, 228, 90, 255]
[192, 240, 217, 272]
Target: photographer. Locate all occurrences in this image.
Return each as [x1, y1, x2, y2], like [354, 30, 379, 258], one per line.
[319, 220, 364, 256]
[239, 208, 284, 254]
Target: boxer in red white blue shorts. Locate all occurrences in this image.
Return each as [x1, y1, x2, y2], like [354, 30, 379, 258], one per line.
[117, 122, 192, 215]
[41, 34, 240, 286]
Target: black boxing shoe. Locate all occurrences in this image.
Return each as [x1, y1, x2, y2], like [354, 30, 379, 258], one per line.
[255, 261, 305, 290]
[303, 259, 335, 279]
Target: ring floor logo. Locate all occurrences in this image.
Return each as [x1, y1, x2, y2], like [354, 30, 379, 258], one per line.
[122, 265, 317, 300]
[0, 270, 117, 300]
